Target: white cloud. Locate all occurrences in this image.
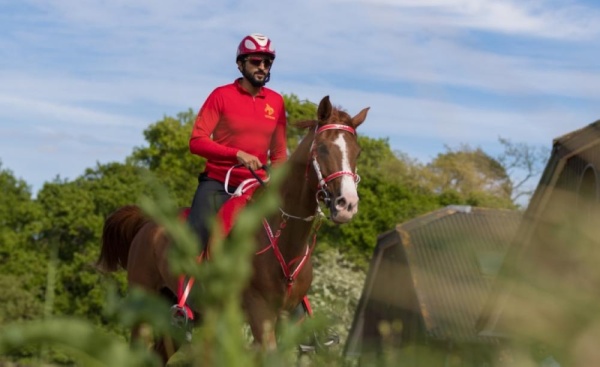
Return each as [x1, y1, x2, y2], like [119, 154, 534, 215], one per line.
[368, 37, 600, 100]
[1, 0, 599, 195]
[0, 93, 144, 128]
[334, 0, 600, 40]
[279, 78, 595, 147]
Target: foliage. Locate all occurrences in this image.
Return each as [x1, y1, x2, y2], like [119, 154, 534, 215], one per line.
[0, 94, 548, 366]
[0, 163, 46, 321]
[0, 317, 160, 366]
[283, 94, 318, 151]
[0, 275, 43, 323]
[129, 109, 204, 207]
[319, 174, 439, 266]
[0, 161, 40, 236]
[421, 144, 516, 209]
[79, 161, 154, 218]
[310, 250, 367, 342]
[317, 136, 441, 264]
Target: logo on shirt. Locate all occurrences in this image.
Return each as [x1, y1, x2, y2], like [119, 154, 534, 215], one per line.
[264, 103, 275, 120]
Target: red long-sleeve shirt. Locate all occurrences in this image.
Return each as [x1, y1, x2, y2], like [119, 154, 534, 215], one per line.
[189, 79, 287, 186]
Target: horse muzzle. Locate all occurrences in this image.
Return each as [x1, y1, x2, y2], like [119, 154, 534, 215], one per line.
[328, 194, 359, 224]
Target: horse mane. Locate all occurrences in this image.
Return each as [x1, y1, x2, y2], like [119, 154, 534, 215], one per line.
[293, 105, 351, 130]
[294, 119, 318, 130]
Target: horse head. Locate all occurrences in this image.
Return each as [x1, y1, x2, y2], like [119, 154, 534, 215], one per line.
[311, 96, 370, 223]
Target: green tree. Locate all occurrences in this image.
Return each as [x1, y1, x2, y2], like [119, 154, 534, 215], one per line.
[317, 137, 440, 264]
[18, 163, 145, 326]
[0, 275, 43, 322]
[0, 161, 40, 236]
[0, 160, 42, 253]
[32, 161, 159, 324]
[36, 180, 102, 262]
[283, 94, 317, 150]
[321, 175, 439, 265]
[0, 163, 47, 362]
[34, 180, 104, 320]
[80, 161, 153, 218]
[0, 162, 45, 322]
[129, 109, 204, 207]
[422, 144, 515, 209]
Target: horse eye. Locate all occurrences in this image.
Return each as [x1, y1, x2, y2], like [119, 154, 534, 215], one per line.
[317, 144, 329, 155]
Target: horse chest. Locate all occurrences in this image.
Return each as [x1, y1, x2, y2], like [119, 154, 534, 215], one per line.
[250, 257, 312, 304]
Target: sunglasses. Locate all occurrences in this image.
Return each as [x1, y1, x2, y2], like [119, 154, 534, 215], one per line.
[246, 57, 273, 68]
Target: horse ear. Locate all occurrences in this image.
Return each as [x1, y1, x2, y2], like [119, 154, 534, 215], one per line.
[351, 107, 370, 128]
[317, 95, 332, 124]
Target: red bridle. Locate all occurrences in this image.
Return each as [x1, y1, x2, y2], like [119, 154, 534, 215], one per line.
[311, 124, 361, 205]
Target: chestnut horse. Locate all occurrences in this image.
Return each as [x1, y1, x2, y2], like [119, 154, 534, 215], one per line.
[97, 96, 369, 362]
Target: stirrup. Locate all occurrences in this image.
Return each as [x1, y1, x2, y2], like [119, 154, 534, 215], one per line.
[298, 328, 340, 353]
[170, 305, 193, 342]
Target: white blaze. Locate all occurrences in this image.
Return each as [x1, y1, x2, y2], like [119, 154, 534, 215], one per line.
[333, 134, 358, 204]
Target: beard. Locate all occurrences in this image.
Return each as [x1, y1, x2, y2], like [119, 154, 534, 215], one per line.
[242, 68, 270, 87]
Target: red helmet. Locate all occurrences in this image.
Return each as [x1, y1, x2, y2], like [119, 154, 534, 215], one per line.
[236, 33, 276, 60]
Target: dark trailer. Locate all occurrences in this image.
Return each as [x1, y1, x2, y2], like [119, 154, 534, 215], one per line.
[344, 205, 521, 365]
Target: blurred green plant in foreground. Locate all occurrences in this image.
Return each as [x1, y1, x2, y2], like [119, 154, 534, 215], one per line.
[0, 169, 341, 366]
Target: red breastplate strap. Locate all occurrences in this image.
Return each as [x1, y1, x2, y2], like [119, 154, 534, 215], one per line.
[258, 217, 322, 297]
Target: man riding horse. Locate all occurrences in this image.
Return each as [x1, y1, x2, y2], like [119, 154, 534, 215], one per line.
[186, 32, 315, 337]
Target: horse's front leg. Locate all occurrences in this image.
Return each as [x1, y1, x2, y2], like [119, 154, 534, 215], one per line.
[243, 292, 278, 350]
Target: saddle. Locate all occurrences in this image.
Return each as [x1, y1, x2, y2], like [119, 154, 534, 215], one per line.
[172, 183, 259, 324]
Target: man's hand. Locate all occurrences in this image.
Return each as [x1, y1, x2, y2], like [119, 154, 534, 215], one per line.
[236, 150, 262, 171]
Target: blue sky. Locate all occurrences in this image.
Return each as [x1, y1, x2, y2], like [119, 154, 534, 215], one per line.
[1, 0, 599, 197]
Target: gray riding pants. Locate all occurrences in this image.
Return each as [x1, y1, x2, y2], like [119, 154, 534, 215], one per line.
[187, 173, 237, 251]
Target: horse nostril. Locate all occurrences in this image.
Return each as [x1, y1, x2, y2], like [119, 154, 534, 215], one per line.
[336, 197, 347, 209]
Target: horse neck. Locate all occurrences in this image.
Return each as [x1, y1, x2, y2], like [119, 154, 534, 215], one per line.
[274, 134, 321, 255]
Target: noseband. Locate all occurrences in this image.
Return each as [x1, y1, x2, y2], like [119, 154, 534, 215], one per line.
[311, 124, 361, 207]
